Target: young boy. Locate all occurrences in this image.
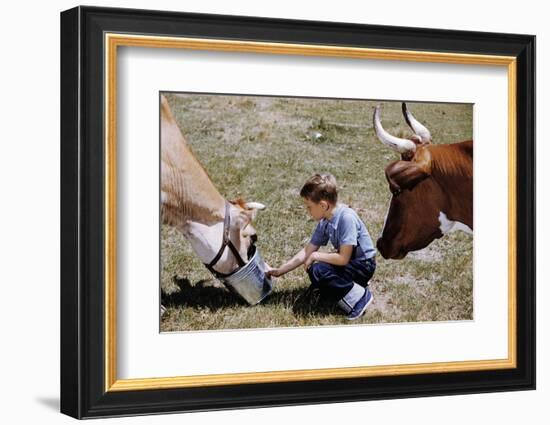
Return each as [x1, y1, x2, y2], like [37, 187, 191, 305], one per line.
[266, 173, 377, 320]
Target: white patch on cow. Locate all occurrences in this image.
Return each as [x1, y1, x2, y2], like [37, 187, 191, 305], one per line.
[182, 221, 225, 264]
[182, 220, 244, 275]
[438, 211, 473, 235]
[160, 190, 169, 204]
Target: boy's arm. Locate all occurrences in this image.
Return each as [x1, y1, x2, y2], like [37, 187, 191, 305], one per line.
[305, 212, 357, 269]
[267, 243, 319, 277]
[305, 244, 354, 268]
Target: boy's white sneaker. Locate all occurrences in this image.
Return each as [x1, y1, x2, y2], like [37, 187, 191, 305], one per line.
[346, 287, 373, 320]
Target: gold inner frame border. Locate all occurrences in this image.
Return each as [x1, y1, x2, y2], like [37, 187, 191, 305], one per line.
[104, 33, 517, 392]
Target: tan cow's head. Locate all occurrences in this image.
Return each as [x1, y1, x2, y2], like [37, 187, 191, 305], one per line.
[160, 94, 268, 275]
[228, 198, 266, 262]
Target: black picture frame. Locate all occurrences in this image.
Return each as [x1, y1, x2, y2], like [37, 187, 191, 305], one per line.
[61, 5, 535, 419]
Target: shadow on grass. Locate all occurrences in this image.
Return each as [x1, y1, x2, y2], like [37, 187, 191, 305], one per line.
[264, 286, 340, 318]
[163, 276, 339, 318]
[162, 276, 249, 311]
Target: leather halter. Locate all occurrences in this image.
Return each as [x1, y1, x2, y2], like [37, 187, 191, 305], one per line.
[204, 200, 248, 278]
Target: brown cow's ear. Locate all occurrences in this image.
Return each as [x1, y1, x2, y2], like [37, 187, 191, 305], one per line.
[384, 160, 431, 194]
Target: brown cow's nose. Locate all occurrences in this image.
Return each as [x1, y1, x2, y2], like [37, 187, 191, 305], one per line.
[376, 238, 389, 259]
[377, 238, 407, 260]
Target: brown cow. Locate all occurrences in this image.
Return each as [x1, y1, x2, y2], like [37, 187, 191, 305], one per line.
[161, 94, 265, 276]
[373, 103, 473, 259]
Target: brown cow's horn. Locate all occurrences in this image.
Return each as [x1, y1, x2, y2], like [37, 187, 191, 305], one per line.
[402, 103, 432, 143]
[373, 105, 416, 154]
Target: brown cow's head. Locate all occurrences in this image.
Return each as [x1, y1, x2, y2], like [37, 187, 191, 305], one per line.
[374, 103, 445, 259]
[376, 177, 446, 259]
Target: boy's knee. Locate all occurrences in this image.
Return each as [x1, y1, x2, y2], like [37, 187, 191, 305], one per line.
[308, 262, 333, 280]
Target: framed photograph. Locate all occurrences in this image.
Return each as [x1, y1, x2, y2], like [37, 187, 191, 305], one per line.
[60, 6, 535, 419]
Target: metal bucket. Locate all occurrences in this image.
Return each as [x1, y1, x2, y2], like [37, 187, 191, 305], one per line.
[222, 246, 274, 305]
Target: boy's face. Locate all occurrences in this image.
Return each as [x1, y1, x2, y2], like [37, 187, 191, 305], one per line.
[303, 198, 329, 221]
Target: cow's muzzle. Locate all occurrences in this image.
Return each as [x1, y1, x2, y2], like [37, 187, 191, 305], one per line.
[377, 237, 407, 260]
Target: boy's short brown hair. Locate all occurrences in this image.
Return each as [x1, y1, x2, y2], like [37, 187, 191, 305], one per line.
[300, 173, 338, 205]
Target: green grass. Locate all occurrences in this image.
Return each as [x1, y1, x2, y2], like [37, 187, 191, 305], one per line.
[160, 93, 473, 332]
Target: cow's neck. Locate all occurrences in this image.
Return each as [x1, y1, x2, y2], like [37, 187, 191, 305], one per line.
[162, 162, 226, 225]
[429, 144, 473, 228]
[433, 172, 473, 229]
[161, 108, 226, 225]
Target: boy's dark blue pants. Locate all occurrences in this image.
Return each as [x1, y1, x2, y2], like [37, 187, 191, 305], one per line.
[306, 257, 376, 304]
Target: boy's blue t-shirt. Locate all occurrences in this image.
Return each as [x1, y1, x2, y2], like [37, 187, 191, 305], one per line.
[310, 204, 376, 260]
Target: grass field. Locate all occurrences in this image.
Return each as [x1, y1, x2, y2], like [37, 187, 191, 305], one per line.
[160, 93, 473, 332]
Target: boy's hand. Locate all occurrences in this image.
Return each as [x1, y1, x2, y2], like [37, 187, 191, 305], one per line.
[265, 264, 284, 278]
[304, 252, 319, 271]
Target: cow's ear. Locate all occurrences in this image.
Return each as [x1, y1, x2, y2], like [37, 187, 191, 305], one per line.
[385, 160, 431, 193]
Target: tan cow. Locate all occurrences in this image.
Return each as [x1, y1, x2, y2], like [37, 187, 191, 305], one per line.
[160, 95, 265, 276]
